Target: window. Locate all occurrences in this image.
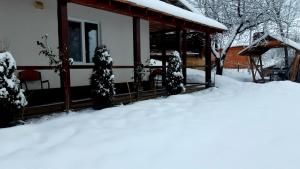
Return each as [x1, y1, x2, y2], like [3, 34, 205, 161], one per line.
[69, 21, 83, 62]
[68, 20, 99, 63]
[85, 23, 98, 63]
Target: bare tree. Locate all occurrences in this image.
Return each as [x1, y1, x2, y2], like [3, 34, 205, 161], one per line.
[191, 0, 298, 74]
[264, 0, 299, 37]
[191, 0, 267, 74]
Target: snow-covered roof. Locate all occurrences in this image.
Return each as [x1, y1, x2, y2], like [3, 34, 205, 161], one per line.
[121, 0, 228, 31]
[177, 0, 202, 14]
[239, 33, 300, 56]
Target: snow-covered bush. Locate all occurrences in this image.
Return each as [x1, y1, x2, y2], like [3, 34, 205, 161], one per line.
[0, 52, 27, 120]
[166, 51, 185, 95]
[90, 46, 115, 108]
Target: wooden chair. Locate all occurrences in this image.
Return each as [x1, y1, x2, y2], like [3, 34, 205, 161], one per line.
[19, 69, 50, 90]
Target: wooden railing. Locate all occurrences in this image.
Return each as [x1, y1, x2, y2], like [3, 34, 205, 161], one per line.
[17, 65, 206, 70]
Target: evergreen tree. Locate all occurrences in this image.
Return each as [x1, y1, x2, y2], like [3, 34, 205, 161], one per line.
[90, 46, 115, 109]
[0, 52, 27, 123]
[166, 51, 185, 95]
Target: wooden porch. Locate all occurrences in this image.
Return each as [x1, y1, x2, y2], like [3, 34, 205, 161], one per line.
[22, 84, 207, 119]
[12, 0, 225, 120]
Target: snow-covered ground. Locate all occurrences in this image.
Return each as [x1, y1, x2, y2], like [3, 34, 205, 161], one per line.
[223, 69, 253, 82]
[187, 68, 253, 83]
[1, 70, 300, 169]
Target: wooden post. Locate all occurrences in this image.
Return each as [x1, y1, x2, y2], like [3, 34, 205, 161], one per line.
[176, 28, 182, 55]
[176, 28, 187, 85]
[258, 55, 265, 82]
[182, 29, 187, 85]
[284, 47, 289, 68]
[57, 0, 71, 111]
[161, 31, 167, 86]
[249, 56, 257, 82]
[133, 17, 141, 92]
[205, 33, 211, 88]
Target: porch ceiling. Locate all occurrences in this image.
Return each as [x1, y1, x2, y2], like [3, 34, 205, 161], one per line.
[149, 21, 175, 33]
[68, 0, 226, 33]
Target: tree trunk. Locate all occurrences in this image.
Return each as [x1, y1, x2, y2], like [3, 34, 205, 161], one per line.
[216, 58, 223, 75]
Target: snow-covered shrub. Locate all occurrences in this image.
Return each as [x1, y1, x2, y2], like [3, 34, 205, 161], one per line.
[90, 46, 115, 109]
[166, 51, 185, 95]
[0, 52, 27, 121]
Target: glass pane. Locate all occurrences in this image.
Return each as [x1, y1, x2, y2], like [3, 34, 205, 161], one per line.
[68, 21, 83, 62]
[85, 23, 98, 63]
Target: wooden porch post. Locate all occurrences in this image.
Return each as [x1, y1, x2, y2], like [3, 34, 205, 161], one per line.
[133, 17, 141, 88]
[176, 28, 187, 84]
[205, 33, 212, 88]
[161, 31, 167, 86]
[57, 0, 71, 111]
[176, 28, 182, 55]
[182, 29, 187, 85]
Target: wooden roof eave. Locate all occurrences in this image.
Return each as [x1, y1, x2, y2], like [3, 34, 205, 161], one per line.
[68, 0, 224, 34]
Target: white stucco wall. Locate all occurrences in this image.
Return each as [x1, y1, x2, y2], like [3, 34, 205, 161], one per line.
[0, 0, 150, 89]
[0, 0, 60, 89]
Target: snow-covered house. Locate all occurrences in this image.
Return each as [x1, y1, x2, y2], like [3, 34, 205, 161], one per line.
[0, 0, 226, 116]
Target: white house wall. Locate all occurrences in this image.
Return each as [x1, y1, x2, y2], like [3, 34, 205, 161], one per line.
[0, 0, 60, 89]
[68, 3, 150, 85]
[0, 0, 150, 89]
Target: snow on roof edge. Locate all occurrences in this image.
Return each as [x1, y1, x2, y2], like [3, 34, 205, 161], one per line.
[122, 0, 228, 31]
[270, 34, 300, 51]
[177, 0, 202, 14]
[238, 34, 269, 56]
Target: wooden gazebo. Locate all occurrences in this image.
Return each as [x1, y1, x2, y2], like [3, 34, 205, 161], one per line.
[239, 33, 300, 83]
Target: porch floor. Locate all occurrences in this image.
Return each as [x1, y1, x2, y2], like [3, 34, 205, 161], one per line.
[23, 83, 206, 119]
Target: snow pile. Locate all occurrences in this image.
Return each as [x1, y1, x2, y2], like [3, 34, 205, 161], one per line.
[186, 68, 206, 83]
[186, 68, 253, 83]
[149, 59, 163, 66]
[1, 70, 300, 169]
[223, 69, 253, 82]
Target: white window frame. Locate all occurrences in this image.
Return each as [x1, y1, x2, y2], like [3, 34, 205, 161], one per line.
[68, 18, 101, 64]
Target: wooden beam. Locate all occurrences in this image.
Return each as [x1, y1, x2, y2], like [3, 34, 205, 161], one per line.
[68, 0, 222, 33]
[205, 33, 212, 88]
[133, 17, 141, 84]
[57, 0, 71, 112]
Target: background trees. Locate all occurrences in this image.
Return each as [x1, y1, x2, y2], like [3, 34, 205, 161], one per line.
[189, 0, 299, 74]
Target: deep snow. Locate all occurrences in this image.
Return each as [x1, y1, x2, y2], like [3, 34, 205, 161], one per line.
[1, 70, 300, 169]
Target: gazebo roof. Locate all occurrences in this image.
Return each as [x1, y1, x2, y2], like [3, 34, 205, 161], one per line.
[239, 33, 300, 56]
